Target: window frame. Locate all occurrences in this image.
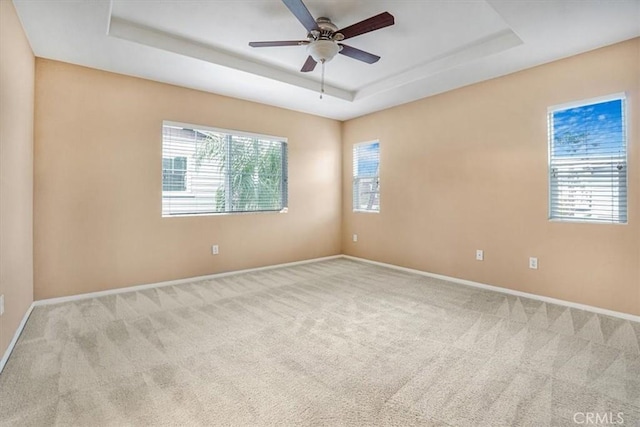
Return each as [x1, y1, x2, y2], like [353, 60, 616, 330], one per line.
[547, 93, 628, 225]
[352, 140, 380, 213]
[162, 120, 288, 218]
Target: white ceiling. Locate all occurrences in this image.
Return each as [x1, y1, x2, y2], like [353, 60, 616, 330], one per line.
[13, 0, 640, 120]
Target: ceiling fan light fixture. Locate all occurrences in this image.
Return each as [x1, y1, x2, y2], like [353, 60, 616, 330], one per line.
[307, 40, 340, 63]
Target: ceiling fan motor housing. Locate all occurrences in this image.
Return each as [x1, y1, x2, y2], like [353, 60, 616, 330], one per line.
[311, 17, 344, 41]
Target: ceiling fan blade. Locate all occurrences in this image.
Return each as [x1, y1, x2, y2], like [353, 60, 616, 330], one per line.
[337, 12, 394, 40]
[301, 55, 317, 72]
[338, 44, 380, 64]
[249, 40, 309, 48]
[282, 0, 317, 32]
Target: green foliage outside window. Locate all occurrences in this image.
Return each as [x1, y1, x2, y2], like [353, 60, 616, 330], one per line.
[196, 133, 287, 213]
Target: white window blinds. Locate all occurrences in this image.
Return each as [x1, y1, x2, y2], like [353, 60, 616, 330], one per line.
[162, 122, 288, 217]
[548, 95, 627, 224]
[353, 141, 380, 212]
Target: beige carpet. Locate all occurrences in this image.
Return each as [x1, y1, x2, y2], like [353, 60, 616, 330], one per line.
[1, 258, 639, 426]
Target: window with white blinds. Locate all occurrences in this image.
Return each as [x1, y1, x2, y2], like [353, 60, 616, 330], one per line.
[353, 141, 380, 212]
[548, 94, 627, 224]
[162, 121, 288, 217]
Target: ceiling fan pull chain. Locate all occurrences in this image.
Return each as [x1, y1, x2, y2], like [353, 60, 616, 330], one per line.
[320, 59, 325, 99]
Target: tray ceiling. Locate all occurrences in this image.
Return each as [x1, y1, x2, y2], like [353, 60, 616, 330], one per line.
[13, 0, 640, 120]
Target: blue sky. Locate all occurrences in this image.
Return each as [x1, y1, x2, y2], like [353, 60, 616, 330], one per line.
[356, 142, 379, 176]
[551, 99, 624, 158]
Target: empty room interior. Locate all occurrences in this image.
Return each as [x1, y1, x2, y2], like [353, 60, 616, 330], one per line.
[1, 0, 639, 425]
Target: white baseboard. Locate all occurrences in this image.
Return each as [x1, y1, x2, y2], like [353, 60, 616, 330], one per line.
[0, 302, 35, 375]
[34, 254, 343, 307]
[342, 255, 640, 323]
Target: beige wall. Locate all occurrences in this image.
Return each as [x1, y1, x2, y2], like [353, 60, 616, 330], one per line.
[34, 60, 342, 299]
[31, 37, 640, 316]
[342, 38, 640, 316]
[0, 0, 35, 357]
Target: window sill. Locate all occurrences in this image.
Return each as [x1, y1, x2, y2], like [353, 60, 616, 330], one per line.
[548, 218, 627, 225]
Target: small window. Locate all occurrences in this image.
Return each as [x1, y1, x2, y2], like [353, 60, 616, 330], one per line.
[548, 94, 627, 224]
[353, 141, 380, 212]
[162, 122, 288, 217]
[162, 157, 188, 192]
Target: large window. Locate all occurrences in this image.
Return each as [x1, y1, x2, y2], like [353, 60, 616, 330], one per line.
[162, 122, 288, 217]
[548, 94, 627, 224]
[353, 141, 380, 212]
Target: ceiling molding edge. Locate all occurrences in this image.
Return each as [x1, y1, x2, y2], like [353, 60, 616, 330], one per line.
[107, 16, 355, 102]
[355, 29, 523, 100]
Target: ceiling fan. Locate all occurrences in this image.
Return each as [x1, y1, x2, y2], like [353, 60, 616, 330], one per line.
[249, 0, 395, 98]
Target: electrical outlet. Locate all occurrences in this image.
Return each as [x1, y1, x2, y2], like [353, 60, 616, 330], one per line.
[476, 250, 484, 261]
[0, 294, 4, 316]
[529, 257, 538, 270]
[212, 245, 219, 255]
[352, 234, 358, 242]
